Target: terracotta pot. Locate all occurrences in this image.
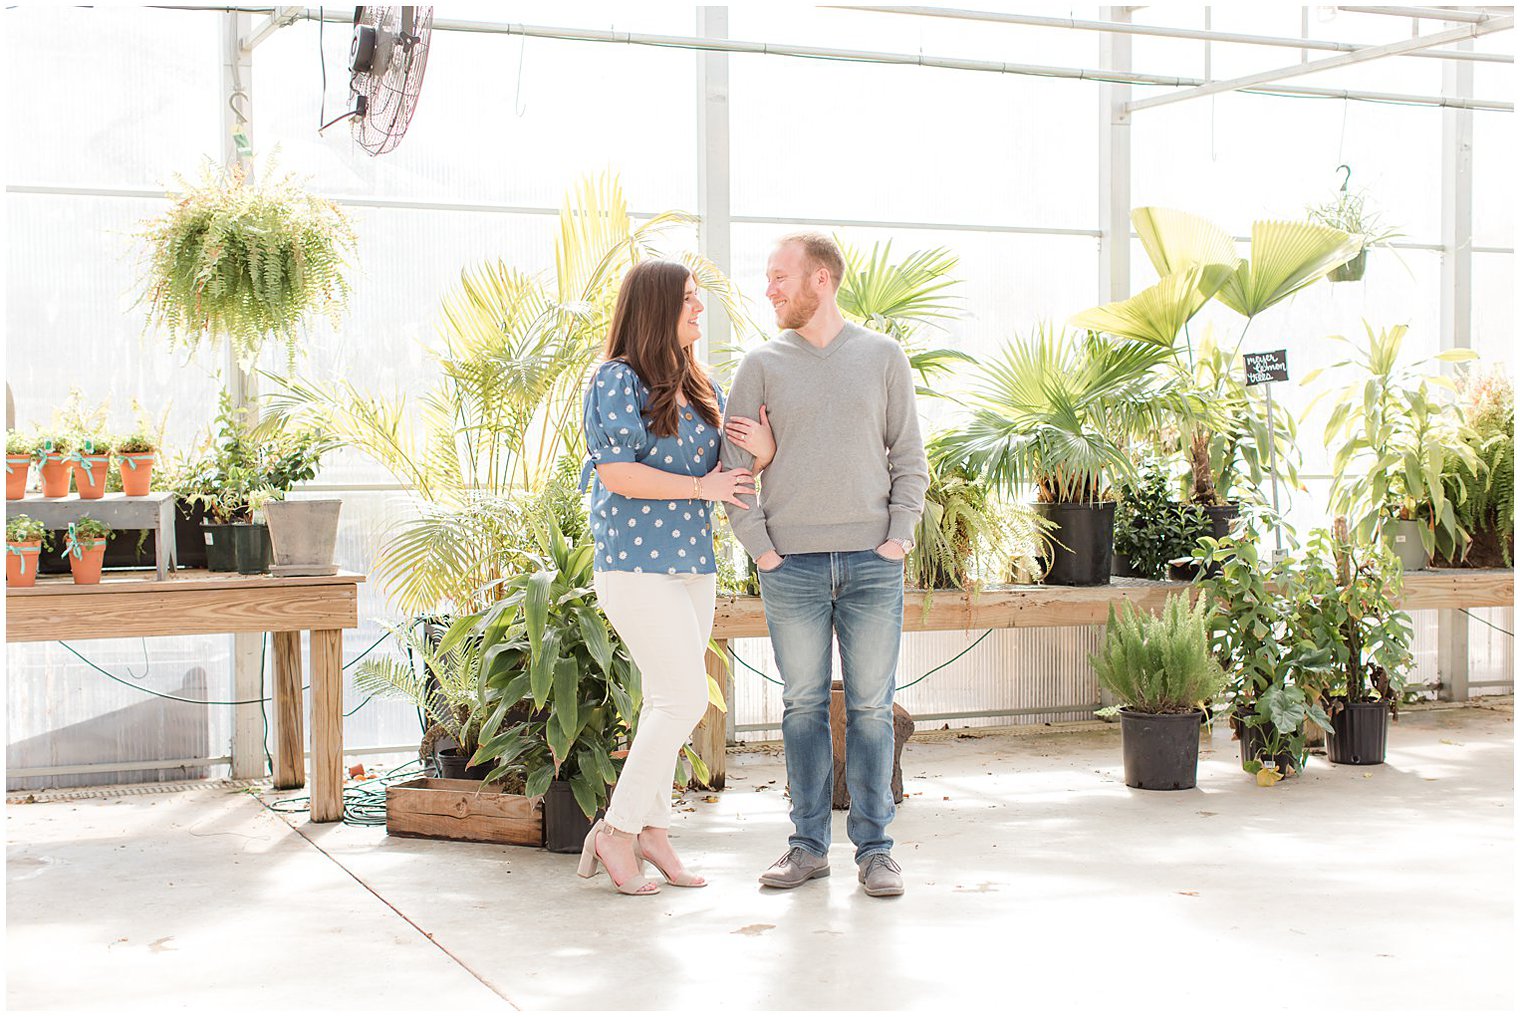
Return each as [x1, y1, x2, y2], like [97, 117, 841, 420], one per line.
[7, 540, 43, 587]
[6, 456, 32, 500]
[38, 453, 71, 497]
[72, 455, 111, 500]
[67, 538, 109, 585]
[117, 453, 156, 497]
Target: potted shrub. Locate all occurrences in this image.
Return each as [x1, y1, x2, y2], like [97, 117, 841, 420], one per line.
[36, 434, 73, 498]
[354, 621, 500, 782]
[69, 432, 113, 500]
[1438, 368, 1514, 568]
[61, 516, 113, 585]
[1309, 323, 1479, 571]
[1090, 595, 1227, 790]
[1307, 188, 1402, 283]
[139, 162, 355, 370]
[1289, 521, 1414, 766]
[1194, 528, 1334, 782]
[114, 430, 159, 497]
[445, 518, 721, 852]
[6, 514, 49, 587]
[1113, 458, 1211, 580]
[936, 326, 1178, 586]
[6, 431, 42, 500]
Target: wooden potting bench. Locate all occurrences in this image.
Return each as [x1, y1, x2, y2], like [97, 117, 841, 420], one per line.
[6, 569, 366, 821]
[691, 569, 1515, 787]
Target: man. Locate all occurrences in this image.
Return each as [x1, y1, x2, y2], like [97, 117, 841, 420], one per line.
[720, 232, 929, 898]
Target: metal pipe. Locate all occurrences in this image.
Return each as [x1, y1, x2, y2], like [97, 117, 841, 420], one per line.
[1128, 16, 1514, 113]
[1337, 6, 1505, 23]
[7, 744, 420, 781]
[840, 6, 1512, 63]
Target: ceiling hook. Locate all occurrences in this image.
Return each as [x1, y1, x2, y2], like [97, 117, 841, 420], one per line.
[1336, 163, 1351, 193]
[228, 89, 251, 126]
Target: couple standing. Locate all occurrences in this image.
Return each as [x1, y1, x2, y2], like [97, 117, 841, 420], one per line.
[576, 233, 929, 898]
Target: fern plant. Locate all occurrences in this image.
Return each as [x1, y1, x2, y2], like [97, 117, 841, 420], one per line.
[354, 620, 492, 761]
[140, 162, 355, 368]
[1090, 595, 1226, 715]
[1441, 368, 1514, 566]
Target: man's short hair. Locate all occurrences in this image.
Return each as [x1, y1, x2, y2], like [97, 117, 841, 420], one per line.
[778, 232, 845, 290]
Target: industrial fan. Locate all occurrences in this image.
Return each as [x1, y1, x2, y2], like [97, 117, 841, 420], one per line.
[348, 6, 433, 155]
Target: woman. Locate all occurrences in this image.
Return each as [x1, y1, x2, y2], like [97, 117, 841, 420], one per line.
[577, 259, 773, 895]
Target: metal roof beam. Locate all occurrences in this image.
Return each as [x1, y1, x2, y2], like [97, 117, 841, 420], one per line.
[1126, 15, 1512, 113]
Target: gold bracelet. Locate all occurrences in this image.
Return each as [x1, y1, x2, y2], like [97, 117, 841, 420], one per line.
[693, 475, 703, 500]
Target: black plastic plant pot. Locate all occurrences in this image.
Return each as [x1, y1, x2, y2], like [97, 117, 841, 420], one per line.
[232, 523, 270, 575]
[1111, 553, 1142, 579]
[435, 748, 496, 782]
[202, 523, 238, 572]
[1329, 249, 1367, 283]
[543, 779, 598, 853]
[1036, 501, 1115, 586]
[1326, 701, 1389, 766]
[1119, 708, 1205, 790]
[175, 498, 209, 569]
[1205, 503, 1240, 541]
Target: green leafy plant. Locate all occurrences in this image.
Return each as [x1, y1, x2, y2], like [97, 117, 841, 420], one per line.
[1440, 368, 1514, 566]
[836, 238, 973, 398]
[113, 431, 159, 455]
[1113, 458, 1210, 580]
[6, 431, 43, 457]
[354, 620, 494, 764]
[140, 161, 355, 368]
[176, 394, 329, 523]
[6, 515, 48, 544]
[1090, 595, 1227, 714]
[1307, 189, 1403, 250]
[266, 172, 752, 616]
[1287, 520, 1413, 711]
[68, 516, 114, 542]
[1306, 322, 1479, 558]
[443, 518, 726, 818]
[936, 325, 1179, 504]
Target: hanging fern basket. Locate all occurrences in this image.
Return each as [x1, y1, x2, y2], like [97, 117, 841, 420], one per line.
[140, 164, 355, 368]
[1328, 248, 1368, 283]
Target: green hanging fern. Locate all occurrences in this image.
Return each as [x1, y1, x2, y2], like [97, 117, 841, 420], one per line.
[140, 162, 355, 368]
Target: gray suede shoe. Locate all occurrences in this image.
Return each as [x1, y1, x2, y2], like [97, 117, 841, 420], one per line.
[758, 846, 830, 888]
[858, 853, 904, 897]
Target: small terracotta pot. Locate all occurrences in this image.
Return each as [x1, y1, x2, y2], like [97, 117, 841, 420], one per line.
[118, 453, 156, 497]
[38, 454, 71, 497]
[73, 455, 112, 500]
[7, 540, 43, 587]
[6, 456, 32, 500]
[67, 539, 109, 585]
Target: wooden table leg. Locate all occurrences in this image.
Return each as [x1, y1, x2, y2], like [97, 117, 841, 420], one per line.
[230, 632, 266, 780]
[691, 638, 731, 790]
[272, 631, 305, 790]
[310, 628, 344, 822]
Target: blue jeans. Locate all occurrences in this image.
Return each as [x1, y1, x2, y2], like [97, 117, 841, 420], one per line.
[758, 550, 904, 862]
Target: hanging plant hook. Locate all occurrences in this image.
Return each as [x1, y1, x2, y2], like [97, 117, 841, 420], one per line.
[1336, 164, 1352, 193]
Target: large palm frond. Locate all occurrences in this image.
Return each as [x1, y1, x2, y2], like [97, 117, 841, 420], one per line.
[1217, 220, 1361, 319]
[1069, 263, 1234, 349]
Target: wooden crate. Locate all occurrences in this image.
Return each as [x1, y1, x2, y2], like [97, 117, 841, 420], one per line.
[385, 777, 543, 847]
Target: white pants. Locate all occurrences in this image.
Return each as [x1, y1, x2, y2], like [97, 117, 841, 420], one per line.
[593, 570, 717, 833]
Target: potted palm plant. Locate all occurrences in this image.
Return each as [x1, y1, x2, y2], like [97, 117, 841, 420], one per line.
[6, 514, 48, 587]
[7, 431, 42, 500]
[1307, 323, 1479, 571]
[1289, 520, 1414, 766]
[1091, 595, 1227, 790]
[936, 326, 1176, 585]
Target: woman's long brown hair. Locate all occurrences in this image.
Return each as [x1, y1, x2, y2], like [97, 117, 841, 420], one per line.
[602, 260, 721, 438]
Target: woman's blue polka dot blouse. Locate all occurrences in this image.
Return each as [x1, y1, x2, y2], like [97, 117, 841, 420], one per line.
[580, 359, 726, 575]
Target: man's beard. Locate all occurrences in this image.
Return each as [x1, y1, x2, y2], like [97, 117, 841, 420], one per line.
[776, 284, 822, 330]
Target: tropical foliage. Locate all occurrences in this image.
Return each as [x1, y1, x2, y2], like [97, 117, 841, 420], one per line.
[267, 173, 752, 616]
[353, 619, 493, 761]
[1440, 368, 1514, 566]
[1113, 458, 1210, 580]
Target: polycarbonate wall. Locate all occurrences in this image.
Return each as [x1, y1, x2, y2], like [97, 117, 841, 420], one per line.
[5, 7, 1512, 784]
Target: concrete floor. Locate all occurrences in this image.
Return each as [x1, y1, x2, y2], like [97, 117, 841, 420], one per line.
[7, 702, 1514, 1011]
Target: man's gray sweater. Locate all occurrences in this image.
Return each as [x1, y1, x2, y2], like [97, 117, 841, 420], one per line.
[719, 322, 929, 559]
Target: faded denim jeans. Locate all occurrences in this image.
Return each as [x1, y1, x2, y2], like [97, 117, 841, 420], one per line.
[758, 550, 903, 862]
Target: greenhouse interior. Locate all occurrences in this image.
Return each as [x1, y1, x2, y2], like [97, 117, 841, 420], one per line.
[3, 3, 1515, 1011]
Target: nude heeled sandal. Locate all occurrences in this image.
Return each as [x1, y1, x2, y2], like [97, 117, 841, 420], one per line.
[636, 831, 707, 888]
[576, 820, 660, 896]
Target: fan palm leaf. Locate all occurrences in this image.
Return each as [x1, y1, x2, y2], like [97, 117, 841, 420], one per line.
[1069, 264, 1234, 349]
[1217, 220, 1361, 319]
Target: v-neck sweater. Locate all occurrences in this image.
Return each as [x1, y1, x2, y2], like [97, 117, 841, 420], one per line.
[719, 322, 929, 559]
